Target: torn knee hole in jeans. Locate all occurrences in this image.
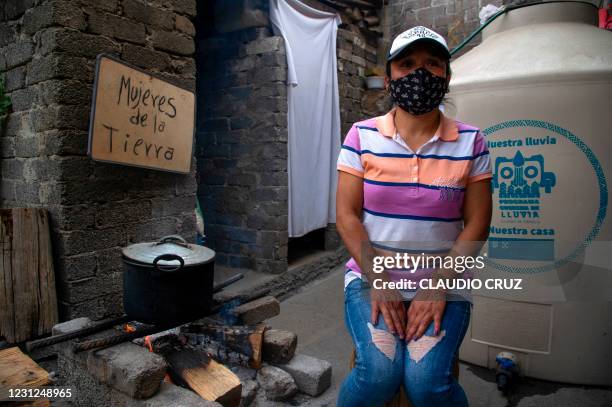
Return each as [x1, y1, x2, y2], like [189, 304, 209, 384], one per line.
[367, 322, 396, 360]
[407, 330, 446, 363]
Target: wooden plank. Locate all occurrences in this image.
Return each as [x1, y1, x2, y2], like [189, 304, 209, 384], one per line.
[88, 54, 195, 173]
[0, 209, 58, 343]
[0, 347, 50, 401]
[165, 348, 241, 407]
[12, 208, 38, 344]
[35, 210, 58, 339]
[0, 213, 15, 342]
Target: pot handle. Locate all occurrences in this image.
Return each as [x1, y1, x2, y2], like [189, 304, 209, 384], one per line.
[153, 254, 185, 273]
[155, 235, 191, 249]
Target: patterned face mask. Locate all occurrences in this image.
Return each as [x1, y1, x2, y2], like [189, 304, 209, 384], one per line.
[389, 67, 447, 115]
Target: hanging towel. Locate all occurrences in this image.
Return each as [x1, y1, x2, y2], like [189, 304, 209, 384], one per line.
[270, 0, 342, 238]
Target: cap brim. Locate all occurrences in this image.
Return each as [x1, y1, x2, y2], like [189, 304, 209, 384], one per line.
[387, 38, 451, 61]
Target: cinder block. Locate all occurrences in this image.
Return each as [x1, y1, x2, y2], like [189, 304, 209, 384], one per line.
[232, 296, 280, 325]
[244, 37, 283, 56]
[52, 317, 92, 335]
[86, 342, 167, 399]
[262, 329, 297, 364]
[151, 30, 195, 56]
[276, 354, 332, 397]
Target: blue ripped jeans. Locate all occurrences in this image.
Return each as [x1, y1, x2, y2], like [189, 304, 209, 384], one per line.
[338, 278, 472, 407]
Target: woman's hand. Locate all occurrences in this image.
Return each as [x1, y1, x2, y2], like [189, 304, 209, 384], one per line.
[371, 287, 406, 339]
[405, 287, 446, 341]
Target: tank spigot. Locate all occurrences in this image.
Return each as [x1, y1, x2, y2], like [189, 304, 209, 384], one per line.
[495, 351, 519, 394]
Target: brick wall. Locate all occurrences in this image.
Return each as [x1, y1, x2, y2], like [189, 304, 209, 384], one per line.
[195, 1, 382, 272]
[195, 1, 289, 274]
[0, 0, 198, 321]
[383, 0, 504, 57]
[337, 26, 381, 137]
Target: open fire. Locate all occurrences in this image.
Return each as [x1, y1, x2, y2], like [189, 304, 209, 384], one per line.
[41, 292, 332, 407]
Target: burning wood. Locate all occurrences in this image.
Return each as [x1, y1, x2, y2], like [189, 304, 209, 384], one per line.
[181, 323, 266, 369]
[143, 336, 153, 352]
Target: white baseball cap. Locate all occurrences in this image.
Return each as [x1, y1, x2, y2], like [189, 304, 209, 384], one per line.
[387, 26, 451, 61]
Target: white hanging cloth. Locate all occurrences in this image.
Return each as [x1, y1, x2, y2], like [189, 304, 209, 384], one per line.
[269, 0, 342, 237]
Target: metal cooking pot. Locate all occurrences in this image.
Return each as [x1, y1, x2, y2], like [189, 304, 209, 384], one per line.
[121, 235, 215, 326]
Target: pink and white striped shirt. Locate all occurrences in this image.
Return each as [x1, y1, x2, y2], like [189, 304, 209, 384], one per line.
[337, 108, 492, 299]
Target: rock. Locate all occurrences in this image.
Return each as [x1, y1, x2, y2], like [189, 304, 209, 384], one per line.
[276, 354, 332, 397]
[256, 366, 297, 401]
[262, 329, 297, 364]
[239, 380, 258, 407]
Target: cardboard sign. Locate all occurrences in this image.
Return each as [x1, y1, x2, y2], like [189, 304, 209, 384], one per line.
[88, 55, 195, 173]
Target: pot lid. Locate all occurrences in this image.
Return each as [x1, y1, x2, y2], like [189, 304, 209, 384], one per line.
[122, 235, 215, 266]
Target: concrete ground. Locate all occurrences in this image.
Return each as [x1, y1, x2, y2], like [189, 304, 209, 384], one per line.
[269, 265, 612, 407]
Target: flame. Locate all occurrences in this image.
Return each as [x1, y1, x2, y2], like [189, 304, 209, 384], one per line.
[163, 373, 173, 384]
[144, 336, 153, 353]
[124, 323, 136, 333]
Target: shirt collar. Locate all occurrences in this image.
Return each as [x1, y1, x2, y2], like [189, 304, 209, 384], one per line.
[375, 107, 459, 142]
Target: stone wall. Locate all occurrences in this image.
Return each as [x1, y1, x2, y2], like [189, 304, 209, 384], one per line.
[337, 26, 381, 137]
[0, 0, 198, 321]
[195, 1, 381, 272]
[383, 0, 504, 57]
[195, 1, 289, 274]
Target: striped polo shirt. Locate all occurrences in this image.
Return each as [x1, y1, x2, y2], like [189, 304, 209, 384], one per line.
[337, 108, 492, 299]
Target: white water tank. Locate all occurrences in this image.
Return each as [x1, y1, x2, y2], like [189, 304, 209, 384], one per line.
[448, 1, 612, 385]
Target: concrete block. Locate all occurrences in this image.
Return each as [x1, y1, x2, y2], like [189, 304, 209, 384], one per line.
[244, 37, 283, 56]
[122, 0, 174, 30]
[39, 28, 120, 58]
[151, 30, 195, 56]
[52, 317, 92, 335]
[256, 366, 297, 401]
[232, 296, 280, 325]
[4, 65, 26, 92]
[22, 1, 86, 34]
[86, 342, 167, 399]
[57, 254, 98, 281]
[168, 0, 197, 17]
[0, 39, 33, 70]
[121, 43, 171, 71]
[175, 14, 195, 36]
[262, 329, 297, 364]
[27, 54, 94, 85]
[0, 24, 16, 48]
[276, 354, 332, 397]
[87, 11, 146, 44]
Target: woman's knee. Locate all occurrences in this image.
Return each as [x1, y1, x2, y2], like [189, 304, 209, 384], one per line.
[404, 369, 462, 406]
[353, 347, 403, 397]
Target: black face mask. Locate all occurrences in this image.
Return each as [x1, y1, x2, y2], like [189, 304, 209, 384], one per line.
[389, 67, 447, 115]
